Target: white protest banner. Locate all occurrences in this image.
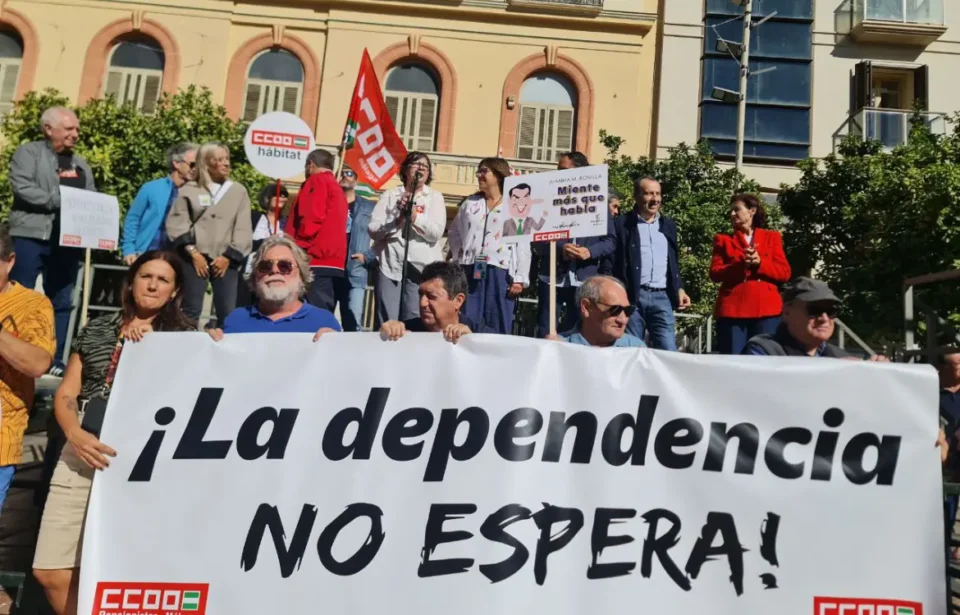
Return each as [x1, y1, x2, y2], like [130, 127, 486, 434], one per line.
[58, 186, 119, 250]
[243, 112, 316, 179]
[80, 334, 944, 615]
[499, 164, 608, 244]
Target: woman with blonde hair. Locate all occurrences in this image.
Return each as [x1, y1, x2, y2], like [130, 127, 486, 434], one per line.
[447, 157, 529, 334]
[166, 141, 253, 325]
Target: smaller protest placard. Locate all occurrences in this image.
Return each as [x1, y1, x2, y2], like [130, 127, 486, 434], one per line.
[243, 112, 316, 180]
[499, 164, 608, 244]
[59, 186, 119, 250]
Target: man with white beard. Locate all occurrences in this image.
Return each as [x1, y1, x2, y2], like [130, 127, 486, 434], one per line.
[209, 235, 341, 339]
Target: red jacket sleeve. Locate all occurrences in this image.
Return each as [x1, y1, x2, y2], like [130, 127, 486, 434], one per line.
[756, 230, 791, 283]
[709, 234, 747, 284]
[295, 173, 330, 242]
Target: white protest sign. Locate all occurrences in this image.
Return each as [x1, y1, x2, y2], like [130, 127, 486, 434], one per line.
[243, 112, 316, 179]
[58, 186, 119, 250]
[499, 164, 608, 244]
[80, 334, 944, 615]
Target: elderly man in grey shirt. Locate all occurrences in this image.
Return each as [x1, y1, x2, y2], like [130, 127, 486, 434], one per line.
[8, 106, 95, 375]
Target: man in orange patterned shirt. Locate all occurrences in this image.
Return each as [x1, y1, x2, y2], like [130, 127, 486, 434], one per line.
[0, 224, 55, 510]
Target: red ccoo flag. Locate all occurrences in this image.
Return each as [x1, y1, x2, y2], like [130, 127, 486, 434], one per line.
[341, 49, 408, 191]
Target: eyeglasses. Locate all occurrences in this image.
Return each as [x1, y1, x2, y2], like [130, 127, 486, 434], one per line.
[342, 170, 356, 178]
[805, 302, 840, 319]
[595, 301, 636, 318]
[187, 162, 197, 169]
[256, 259, 296, 276]
[476, 168, 491, 177]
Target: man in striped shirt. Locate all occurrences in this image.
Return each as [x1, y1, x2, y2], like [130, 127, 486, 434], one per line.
[0, 224, 56, 509]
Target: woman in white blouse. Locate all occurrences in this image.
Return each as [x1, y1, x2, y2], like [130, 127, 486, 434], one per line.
[447, 157, 529, 334]
[368, 152, 446, 323]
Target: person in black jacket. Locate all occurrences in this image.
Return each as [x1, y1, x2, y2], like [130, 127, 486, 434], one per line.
[237, 184, 288, 307]
[532, 151, 615, 338]
[612, 177, 690, 350]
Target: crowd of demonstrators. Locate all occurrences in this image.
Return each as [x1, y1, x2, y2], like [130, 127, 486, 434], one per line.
[284, 149, 348, 313]
[710, 193, 792, 354]
[369, 152, 446, 323]
[613, 177, 691, 350]
[237, 183, 288, 307]
[533, 152, 615, 338]
[379, 261, 474, 344]
[166, 142, 253, 325]
[547, 275, 645, 348]
[32, 250, 195, 615]
[447, 157, 528, 334]
[209, 236, 340, 339]
[0, 226, 56, 510]
[9, 107, 93, 376]
[122, 143, 198, 266]
[337, 166, 377, 331]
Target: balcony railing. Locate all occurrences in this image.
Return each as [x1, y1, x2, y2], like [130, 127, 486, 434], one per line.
[506, 0, 603, 13]
[833, 107, 948, 152]
[836, 0, 946, 45]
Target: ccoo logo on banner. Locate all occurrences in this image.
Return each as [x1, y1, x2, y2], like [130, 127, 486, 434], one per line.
[78, 334, 945, 615]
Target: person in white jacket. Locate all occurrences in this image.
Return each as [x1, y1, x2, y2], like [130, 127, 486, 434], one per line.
[368, 152, 446, 323]
[447, 157, 529, 334]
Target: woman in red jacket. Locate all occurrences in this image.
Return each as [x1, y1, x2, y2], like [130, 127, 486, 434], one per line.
[710, 193, 791, 354]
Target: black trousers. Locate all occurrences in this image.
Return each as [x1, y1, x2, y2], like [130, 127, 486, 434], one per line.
[306, 272, 337, 312]
[179, 253, 239, 326]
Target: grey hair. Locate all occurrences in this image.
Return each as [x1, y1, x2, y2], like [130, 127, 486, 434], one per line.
[245, 235, 314, 297]
[40, 106, 76, 133]
[576, 275, 626, 307]
[167, 142, 198, 172]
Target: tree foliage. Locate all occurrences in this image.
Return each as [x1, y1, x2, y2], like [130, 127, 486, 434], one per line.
[779, 117, 960, 346]
[601, 131, 778, 317]
[0, 87, 269, 258]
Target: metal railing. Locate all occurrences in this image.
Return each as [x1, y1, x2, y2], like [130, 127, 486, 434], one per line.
[833, 108, 948, 152]
[834, 318, 877, 356]
[506, 0, 603, 7]
[904, 269, 960, 363]
[852, 0, 944, 26]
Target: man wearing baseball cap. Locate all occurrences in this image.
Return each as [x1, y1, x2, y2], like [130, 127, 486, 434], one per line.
[742, 277, 887, 361]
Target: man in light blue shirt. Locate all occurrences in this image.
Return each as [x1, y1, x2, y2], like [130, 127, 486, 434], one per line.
[550, 275, 646, 348]
[121, 142, 198, 264]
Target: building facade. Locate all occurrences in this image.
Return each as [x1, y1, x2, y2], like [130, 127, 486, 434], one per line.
[655, 0, 958, 192]
[0, 0, 658, 204]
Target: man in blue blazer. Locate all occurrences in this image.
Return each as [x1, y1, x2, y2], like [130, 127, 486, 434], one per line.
[121, 142, 198, 264]
[612, 177, 691, 350]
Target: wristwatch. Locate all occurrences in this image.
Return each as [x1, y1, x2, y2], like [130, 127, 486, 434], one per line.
[186, 245, 197, 254]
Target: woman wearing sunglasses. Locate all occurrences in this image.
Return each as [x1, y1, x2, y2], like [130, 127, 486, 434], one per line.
[447, 157, 529, 334]
[710, 193, 791, 354]
[548, 276, 646, 348]
[121, 143, 199, 266]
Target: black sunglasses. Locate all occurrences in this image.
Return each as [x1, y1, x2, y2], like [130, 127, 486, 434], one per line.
[806, 302, 840, 319]
[256, 259, 295, 276]
[342, 170, 356, 178]
[596, 301, 636, 318]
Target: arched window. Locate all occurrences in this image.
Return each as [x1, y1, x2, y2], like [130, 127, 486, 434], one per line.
[516, 73, 577, 163]
[385, 63, 440, 152]
[243, 49, 305, 121]
[103, 36, 165, 114]
[0, 30, 23, 116]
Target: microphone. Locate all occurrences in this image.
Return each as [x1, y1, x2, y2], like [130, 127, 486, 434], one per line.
[399, 170, 423, 215]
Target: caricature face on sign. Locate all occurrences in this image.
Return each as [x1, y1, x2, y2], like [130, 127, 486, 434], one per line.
[503, 184, 546, 237]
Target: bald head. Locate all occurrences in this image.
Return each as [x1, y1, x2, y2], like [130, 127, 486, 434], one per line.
[41, 106, 79, 153]
[634, 177, 662, 221]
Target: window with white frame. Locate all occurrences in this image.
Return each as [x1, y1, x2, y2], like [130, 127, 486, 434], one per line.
[243, 49, 305, 122]
[384, 63, 440, 152]
[516, 73, 576, 163]
[0, 30, 23, 117]
[103, 37, 165, 114]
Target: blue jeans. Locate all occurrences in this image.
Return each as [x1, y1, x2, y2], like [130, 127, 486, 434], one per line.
[348, 286, 367, 330]
[0, 465, 16, 511]
[627, 288, 676, 351]
[716, 316, 781, 355]
[10, 237, 82, 363]
[536, 281, 578, 338]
